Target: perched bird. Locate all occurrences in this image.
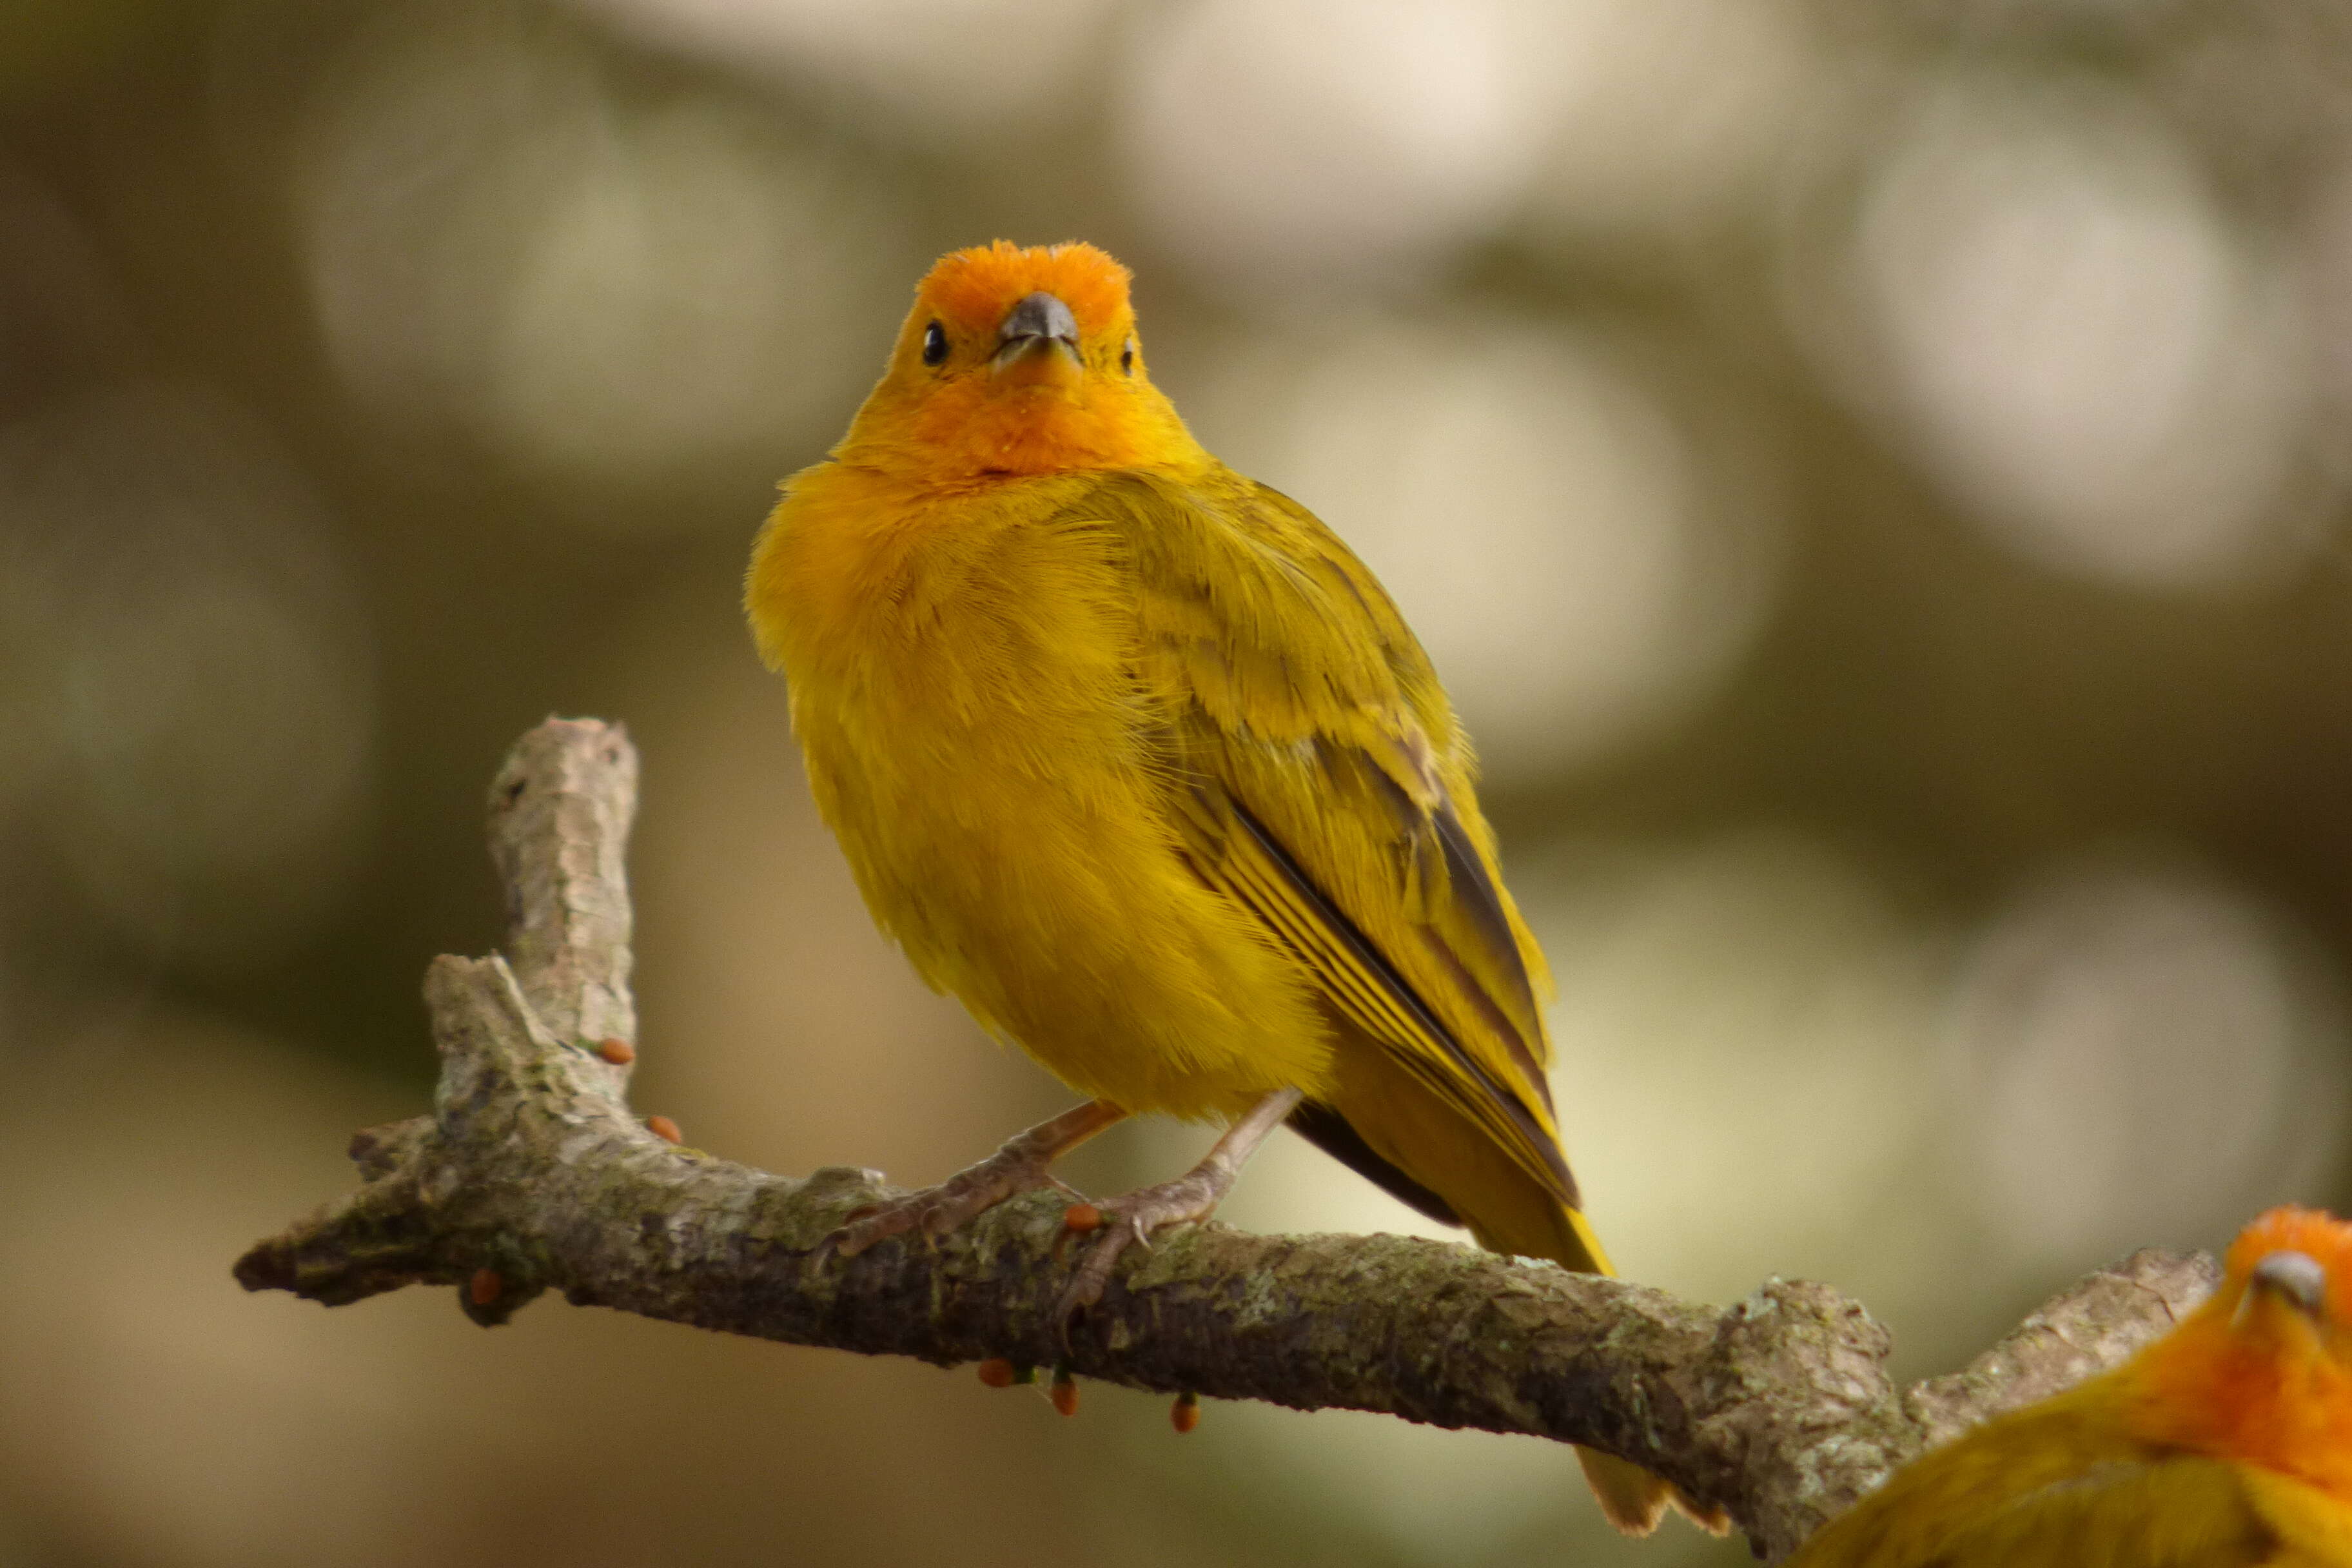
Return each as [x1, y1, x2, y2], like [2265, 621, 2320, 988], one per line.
[745, 240, 1710, 1534]
[1790, 1206, 2352, 1567]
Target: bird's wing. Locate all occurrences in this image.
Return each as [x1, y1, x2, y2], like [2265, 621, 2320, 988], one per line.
[1066, 469, 1574, 1219]
[1926, 1456, 2284, 1568]
[1794, 1432, 2289, 1568]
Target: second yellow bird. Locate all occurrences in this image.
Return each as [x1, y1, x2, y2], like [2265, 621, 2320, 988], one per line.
[745, 240, 1707, 1534]
[1789, 1207, 2352, 1567]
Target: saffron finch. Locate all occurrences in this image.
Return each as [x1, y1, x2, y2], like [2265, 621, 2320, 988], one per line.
[745, 241, 1710, 1534]
[1791, 1206, 2352, 1566]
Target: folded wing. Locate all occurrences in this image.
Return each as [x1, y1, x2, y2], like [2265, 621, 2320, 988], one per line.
[1062, 471, 1605, 1271]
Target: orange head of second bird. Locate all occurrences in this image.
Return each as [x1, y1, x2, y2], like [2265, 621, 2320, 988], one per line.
[833, 240, 1198, 484]
[2128, 1205, 2352, 1500]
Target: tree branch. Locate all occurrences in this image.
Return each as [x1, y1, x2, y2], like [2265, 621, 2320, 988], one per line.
[235, 718, 2220, 1562]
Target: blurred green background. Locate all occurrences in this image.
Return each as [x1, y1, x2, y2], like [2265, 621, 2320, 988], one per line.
[8, 0, 2352, 1563]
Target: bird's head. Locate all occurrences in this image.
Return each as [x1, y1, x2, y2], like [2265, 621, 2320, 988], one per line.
[835, 240, 1200, 483]
[2220, 1207, 2352, 1357]
[2132, 1206, 2352, 1494]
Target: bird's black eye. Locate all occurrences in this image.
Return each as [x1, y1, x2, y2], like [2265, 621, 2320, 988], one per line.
[921, 321, 948, 366]
[1121, 337, 1136, 375]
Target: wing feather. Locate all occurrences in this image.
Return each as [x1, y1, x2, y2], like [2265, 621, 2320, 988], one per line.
[1055, 470, 1574, 1217]
[1792, 1404, 2285, 1568]
[1922, 1457, 2277, 1567]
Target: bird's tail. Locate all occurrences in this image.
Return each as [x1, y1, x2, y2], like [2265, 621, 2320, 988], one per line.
[1575, 1447, 1725, 1538]
[1467, 1204, 1730, 1538]
[1291, 1054, 1729, 1536]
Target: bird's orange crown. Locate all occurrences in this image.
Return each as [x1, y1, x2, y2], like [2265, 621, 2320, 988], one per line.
[832, 241, 1203, 484]
[2128, 1205, 2352, 1498]
[920, 241, 1137, 348]
[2225, 1206, 2352, 1326]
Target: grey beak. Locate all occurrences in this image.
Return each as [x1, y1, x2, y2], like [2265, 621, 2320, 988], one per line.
[996, 291, 1079, 357]
[2252, 1250, 2328, 1317]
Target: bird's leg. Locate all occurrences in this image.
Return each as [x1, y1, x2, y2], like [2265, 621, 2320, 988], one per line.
[1057, 1087, 1304, 1321]
[827, 1099, 1126, 1258]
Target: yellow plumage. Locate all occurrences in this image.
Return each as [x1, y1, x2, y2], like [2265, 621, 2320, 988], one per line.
[1790, 1208, 2352, 1567]
[747, 240, 1692, 1532]
[1798, 1421, 2350, 1567]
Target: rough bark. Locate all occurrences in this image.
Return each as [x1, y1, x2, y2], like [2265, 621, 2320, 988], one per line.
[235, 718, 2221, 1562]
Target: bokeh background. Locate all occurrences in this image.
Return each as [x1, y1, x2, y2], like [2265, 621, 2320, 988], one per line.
[7, 0, 2352, 1563]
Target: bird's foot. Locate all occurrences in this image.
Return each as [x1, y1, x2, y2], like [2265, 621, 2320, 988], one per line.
[820, 1100, 1124, 1260]
[826, 1145, 1083, 1260]
[1052, 1088, 1304, 1329]
[1055, 1163, 1236, 1322]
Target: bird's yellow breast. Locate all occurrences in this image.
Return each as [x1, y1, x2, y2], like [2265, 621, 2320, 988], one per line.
[747, 460, 1332, 1120]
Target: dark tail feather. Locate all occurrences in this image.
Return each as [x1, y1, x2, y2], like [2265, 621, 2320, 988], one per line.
[1291, 1093, 1726, 1538]
[1286, 1100, 1461, 1227]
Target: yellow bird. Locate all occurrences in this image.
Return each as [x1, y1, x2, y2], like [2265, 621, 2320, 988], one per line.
[746, 240, 1710, 1535]
[1790, 1206, 2352, 1567]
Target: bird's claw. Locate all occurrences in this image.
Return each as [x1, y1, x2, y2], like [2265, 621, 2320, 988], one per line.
[1054, 1172, 1225, 1331]
[818, 1145, 1075, 1261]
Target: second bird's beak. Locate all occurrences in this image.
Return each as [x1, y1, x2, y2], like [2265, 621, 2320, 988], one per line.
[2251, 1250, 2329, 1319]
[993, 291, 1081, 380]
